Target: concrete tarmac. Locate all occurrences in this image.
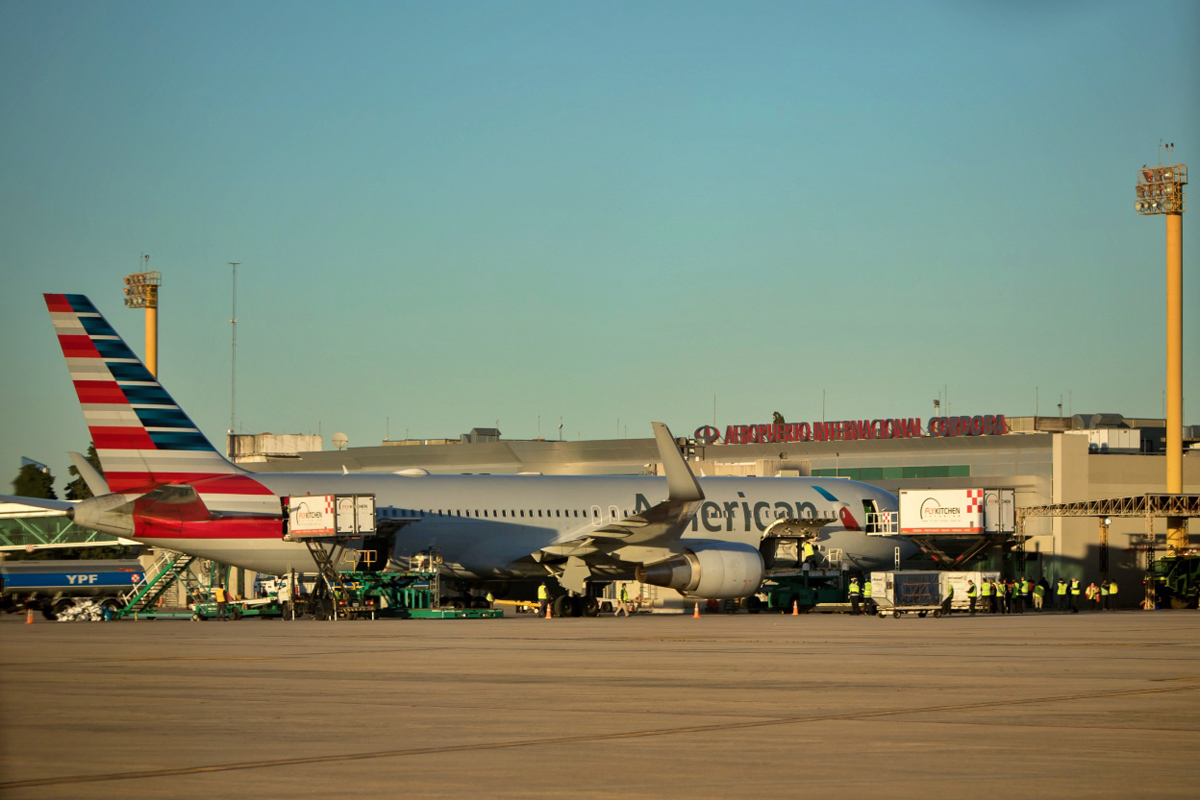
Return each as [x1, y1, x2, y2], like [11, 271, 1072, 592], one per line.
[2, 609, 1198, 799]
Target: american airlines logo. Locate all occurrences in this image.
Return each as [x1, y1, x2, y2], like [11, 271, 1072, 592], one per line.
[634, 490, 842, 533]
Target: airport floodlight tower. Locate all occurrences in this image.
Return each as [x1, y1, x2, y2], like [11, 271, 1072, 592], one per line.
[1135, 153, 1188, 550]
[123, 260, 161, 377]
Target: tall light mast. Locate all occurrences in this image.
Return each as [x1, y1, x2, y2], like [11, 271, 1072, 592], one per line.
[123, 256, 161, 377]
[1135, 148, 1188, 550]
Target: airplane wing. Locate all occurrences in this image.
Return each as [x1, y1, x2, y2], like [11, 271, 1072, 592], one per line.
[540, 422, 703, 562]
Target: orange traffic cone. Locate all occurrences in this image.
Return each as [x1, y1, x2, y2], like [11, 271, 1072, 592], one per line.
[792, 600, 799, 616]
[544, 603, 552, 619]
[692, 602, 700, 619]
[26, 608, 34, 625]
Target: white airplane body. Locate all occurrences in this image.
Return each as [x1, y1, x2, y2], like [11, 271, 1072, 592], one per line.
[5, 294, 915, 602]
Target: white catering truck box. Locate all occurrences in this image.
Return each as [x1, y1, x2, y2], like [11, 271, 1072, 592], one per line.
[284, 494, 376, 539]
[899, 489, 1014, 534]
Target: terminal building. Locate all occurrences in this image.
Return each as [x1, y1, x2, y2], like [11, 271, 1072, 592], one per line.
[240, 412, 1200, 590]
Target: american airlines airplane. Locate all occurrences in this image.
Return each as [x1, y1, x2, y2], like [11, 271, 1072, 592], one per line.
[5, 294, 914, 611]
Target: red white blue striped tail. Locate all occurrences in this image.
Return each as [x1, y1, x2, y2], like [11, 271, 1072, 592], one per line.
[45, 293, 245, 494]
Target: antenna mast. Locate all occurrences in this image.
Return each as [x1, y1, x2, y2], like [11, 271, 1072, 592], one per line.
[228, 262, 240, 435]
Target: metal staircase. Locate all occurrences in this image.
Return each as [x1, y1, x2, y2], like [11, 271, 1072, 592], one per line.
[116, 550, 196, 618]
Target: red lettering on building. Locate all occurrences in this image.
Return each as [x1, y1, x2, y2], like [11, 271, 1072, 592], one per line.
[708, 413, 1004, 444]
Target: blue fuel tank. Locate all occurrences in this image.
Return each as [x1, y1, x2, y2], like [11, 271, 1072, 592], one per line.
[0, 559, 145, 597]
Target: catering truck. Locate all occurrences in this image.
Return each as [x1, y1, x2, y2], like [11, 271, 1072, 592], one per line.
[898, 489, 1015, 535]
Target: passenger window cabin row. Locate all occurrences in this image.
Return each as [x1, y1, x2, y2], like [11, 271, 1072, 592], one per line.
[379, 507, 630, 521]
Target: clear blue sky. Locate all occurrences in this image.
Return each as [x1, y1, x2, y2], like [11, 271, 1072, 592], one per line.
[1, 0, 1197, 489]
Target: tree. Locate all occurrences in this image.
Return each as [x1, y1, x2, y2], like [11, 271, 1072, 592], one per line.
[12, 463, 56, 499]
[64, 443, 103, 500]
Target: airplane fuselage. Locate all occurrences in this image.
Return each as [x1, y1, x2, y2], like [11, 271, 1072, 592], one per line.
[138, 473, 910, 580]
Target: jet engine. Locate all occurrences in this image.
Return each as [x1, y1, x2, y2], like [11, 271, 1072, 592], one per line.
[635, 542, 764, 599]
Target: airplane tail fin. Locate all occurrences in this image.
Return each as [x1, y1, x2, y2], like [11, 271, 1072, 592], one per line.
[44, 293, 243, 493]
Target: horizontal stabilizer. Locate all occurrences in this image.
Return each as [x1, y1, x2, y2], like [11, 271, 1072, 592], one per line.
[0, 494, 75, 513]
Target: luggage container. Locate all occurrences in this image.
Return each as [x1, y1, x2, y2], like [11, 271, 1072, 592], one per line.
[939, 570, 1001, 612]
[869, 570, 945, 618]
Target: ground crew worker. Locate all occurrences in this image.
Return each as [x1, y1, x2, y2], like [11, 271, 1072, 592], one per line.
[1069, 578, 1081, 613]
[1017, 577, 1029, 614]
[213, 585, 228, 621]
[1108, 579, 1118, 610]
[1033, 580, 1045, 612]
[1055, 578, 1068, 611]
[941, 581, 954, 616]
[1086, 582, 1100, 611]
[537, 582, 550, 617]
[981, 578, 994, 613]
[1099, 579, 1109, 610]
[967, 579, 978, 615]
[848, 577, 861, 616]
[862, 578, 875, 615]
[614, 584, 630, 617]
[802, 540, 817, 569]
[485, 590, 495, 609]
